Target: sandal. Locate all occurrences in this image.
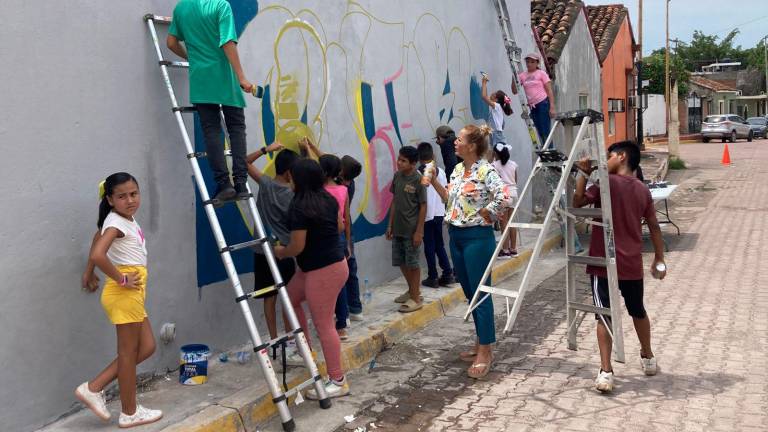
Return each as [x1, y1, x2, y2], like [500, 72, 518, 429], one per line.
[395, 292, 423, 304]
[398, 298, 423, 313]
[467, 355, 494, 379]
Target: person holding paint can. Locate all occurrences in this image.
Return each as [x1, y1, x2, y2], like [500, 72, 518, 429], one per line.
[76, 173, 163, 428]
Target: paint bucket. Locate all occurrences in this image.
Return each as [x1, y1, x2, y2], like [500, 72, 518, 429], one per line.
[179, 344, 210, 385]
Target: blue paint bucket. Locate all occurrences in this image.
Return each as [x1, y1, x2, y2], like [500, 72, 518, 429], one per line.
[179, 344, 210, 385]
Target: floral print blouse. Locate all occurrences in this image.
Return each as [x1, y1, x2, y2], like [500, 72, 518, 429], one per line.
[444, 160, 514, 227]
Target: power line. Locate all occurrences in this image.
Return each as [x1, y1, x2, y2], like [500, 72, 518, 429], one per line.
[712, 14, 768, 36]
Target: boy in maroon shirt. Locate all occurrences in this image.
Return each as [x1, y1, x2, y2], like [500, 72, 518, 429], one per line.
[573, 141, 667, 393]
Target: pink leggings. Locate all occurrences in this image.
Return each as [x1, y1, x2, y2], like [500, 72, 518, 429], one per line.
[287, 259, 349, 381]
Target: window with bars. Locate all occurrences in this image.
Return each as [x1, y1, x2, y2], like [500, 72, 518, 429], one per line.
[608, 98, 625, 112]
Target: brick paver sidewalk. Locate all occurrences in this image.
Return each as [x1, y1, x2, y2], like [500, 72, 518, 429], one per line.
[341, 142, 768, 432]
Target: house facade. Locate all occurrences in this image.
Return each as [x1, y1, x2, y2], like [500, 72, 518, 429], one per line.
[531, 0, 602, 151]
[587, 5, 637, 146]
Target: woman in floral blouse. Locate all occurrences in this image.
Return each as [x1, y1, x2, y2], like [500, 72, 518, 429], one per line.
[431, 124, 514, 379]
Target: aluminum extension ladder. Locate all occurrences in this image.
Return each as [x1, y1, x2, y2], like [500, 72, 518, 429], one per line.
[144, 14, 330, 431]
[491, 0, 543, 150]
[464, 109, 626, 363]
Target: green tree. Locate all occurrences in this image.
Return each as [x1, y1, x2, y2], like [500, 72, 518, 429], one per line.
[642, 50, 690, 96]
[676, 30, 744, 71]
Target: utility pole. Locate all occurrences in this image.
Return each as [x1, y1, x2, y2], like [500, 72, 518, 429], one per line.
[764, 35, 767, 116]
[637, 0, 644, 146]
[665, 0, 670, 126]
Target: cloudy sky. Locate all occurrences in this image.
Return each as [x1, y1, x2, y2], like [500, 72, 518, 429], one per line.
[587, 0, 768, 56]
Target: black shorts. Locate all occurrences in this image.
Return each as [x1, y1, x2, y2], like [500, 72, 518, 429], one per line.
[591, 276, 647, 321]
[253, 253, 296, 299]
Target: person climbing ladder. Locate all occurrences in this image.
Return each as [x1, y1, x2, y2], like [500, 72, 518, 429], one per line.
[166, 0, 255, 203]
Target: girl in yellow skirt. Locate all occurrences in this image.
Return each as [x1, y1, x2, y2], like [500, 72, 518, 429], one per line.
[75, 172, 163, 428]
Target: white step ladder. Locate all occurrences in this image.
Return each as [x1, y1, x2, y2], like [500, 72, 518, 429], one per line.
[464, 109, 625, 363]
[143, 14, 330, 431]
[491, 0, 543, 149]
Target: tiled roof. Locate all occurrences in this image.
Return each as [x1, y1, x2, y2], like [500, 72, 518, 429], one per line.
[690, 75, 737, 92]
[531, 0, 586, 64]
[586, 5, 629, 62]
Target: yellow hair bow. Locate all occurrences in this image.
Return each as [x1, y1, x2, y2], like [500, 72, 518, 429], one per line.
[98, 180, 106, 200]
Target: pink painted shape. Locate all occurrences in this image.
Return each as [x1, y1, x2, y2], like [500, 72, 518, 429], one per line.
[366, 125, 398, 222]
[400, 122, 413, 129]
[383, 65, 404, 84]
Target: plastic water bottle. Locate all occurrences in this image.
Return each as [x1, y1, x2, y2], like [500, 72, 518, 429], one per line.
[363, 278, 372, 305]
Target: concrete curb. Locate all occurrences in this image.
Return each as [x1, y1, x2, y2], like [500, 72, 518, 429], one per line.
[161, 233, 562, 432]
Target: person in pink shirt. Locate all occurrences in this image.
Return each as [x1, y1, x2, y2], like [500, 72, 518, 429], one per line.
[512, 52, 557, 147]
[319, 154, 353, 341]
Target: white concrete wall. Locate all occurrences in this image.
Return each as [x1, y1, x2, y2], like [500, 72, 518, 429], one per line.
[644, 94, 667, 136]
[551, 11, 603, 151]
[0, 1, 537, 430]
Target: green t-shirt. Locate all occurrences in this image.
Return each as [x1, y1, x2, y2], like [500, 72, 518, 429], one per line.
[389, 171, 427, 237]
[169, 0, 246, 108]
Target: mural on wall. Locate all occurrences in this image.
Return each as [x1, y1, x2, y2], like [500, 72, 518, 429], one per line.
[196, 0, 489, 286]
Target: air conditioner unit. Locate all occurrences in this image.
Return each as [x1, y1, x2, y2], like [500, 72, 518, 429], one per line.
[608, 98, 625, 112]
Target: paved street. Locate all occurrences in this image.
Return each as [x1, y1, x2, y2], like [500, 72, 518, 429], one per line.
[302, 141, 768, 432]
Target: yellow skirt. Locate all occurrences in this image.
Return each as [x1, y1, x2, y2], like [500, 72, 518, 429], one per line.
[101, 265, 148, 325]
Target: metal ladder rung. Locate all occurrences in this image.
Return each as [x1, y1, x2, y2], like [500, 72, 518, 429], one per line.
[186, 149, 233, 159]
[478, 285, 519, 298]
[172, 106, 197, 113]
[567, 207, 602, 218]
[220, 238, 269, 253]
[143, 14, 172, 24]
[251, 326, 300, 350]
[568, 302, 612, 316]
[159, 60, 189, 68]
[508, 222, 545, 230]
[282, 375, 323, 401]
[567, 254, 607, 267]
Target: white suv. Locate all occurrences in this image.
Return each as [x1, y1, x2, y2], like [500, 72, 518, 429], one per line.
[702, 114, 754, 143]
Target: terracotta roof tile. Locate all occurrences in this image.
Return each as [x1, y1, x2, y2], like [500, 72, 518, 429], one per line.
[586, 5, 628, 62]
[531, 0, 585, 64]
[690, 75, 737, 92]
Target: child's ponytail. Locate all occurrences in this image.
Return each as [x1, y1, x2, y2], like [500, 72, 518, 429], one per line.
[493, 143, 511, 165]
[97, 172, 139, 228]
[496, 91, 513, 116]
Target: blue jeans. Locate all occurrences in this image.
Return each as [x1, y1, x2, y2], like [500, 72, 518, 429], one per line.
[530, 97, 552, 147]
[423, 217, 453, 280]
[448, 225, 496, 345]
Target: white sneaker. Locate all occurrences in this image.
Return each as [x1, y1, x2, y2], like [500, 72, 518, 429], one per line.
[119, 405, 163, 428]
[74, 382, 110, 421]
[349, 312, 364, 322]
[306, 377, 350, 400]
[640, 356, 658, 376]
[595, 370, 615, 393]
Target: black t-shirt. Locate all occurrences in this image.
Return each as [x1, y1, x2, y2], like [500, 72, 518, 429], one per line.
[288, 195, 344, 272]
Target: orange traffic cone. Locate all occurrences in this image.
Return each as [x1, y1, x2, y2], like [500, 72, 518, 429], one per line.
[721, 144, 731, 165]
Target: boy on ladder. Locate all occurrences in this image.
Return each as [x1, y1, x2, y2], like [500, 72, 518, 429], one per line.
[166, 0, 255, 203]
[572, 141, 667, 393]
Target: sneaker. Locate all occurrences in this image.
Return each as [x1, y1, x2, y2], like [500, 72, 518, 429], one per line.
[234, 182, 250, 200]
[349, 312, 364, 322]
[438, 274, 456, 286]
[74, 382, 111, 421]
[508, 249, 519, 257]
[497, 250, 511, 259]
[640, 356, 658, 376]
[118, 405, 163, 428]
[337, 328, 349, 341]
[595, 369, 614, 393]
[212, 182, 236, 205]
[306, 377, 350, 400]
[421, 278, 440, 288]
